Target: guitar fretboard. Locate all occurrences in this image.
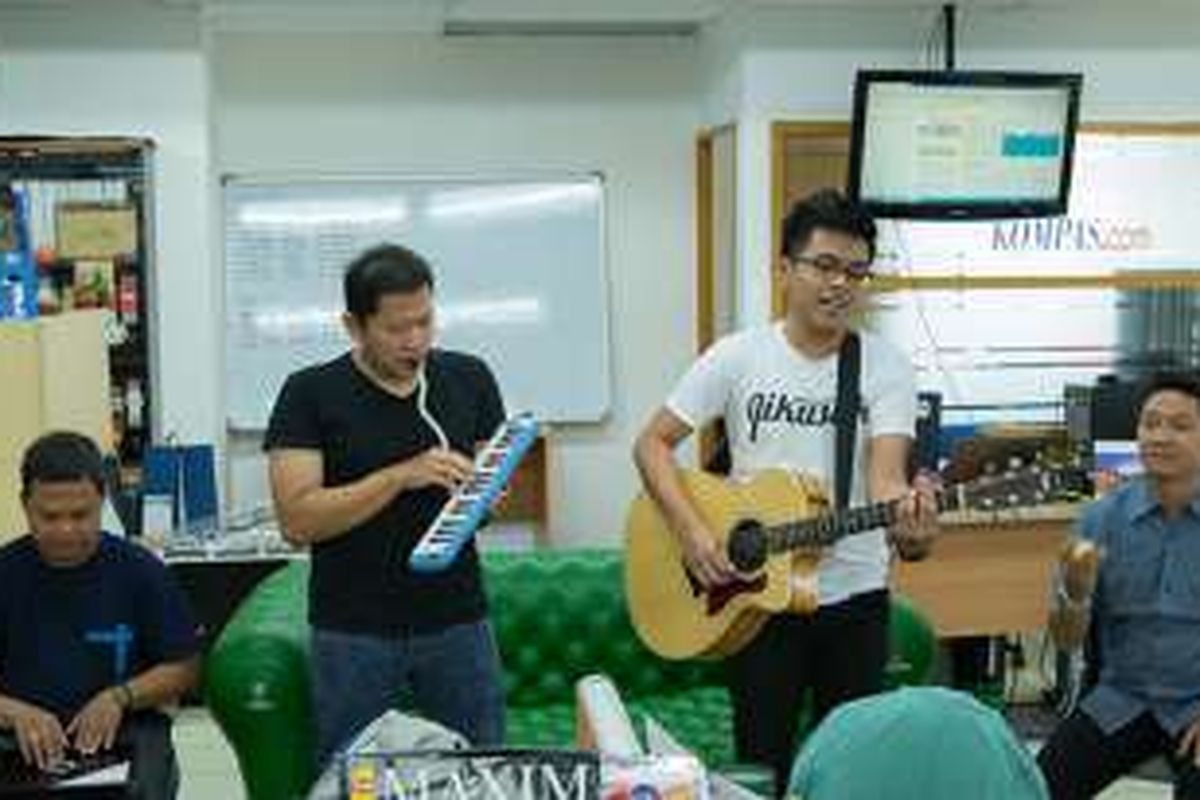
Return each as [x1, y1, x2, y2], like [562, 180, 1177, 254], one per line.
[762, 486, 964, 553]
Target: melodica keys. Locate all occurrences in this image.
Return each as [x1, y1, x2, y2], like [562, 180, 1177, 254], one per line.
[408, 413, 540, 573]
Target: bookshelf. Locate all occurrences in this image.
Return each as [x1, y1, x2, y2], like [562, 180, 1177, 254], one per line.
[0, 137, 155, 475]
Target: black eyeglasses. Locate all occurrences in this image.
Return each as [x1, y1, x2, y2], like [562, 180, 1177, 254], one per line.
[788, 253, 874, 283]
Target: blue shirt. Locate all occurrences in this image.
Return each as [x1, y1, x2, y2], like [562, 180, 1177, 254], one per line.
[0, 534, 200, 722]
[1078, 477, 1200, 736]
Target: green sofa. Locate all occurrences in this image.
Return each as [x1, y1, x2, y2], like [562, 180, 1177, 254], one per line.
[204, 550, 935, 800]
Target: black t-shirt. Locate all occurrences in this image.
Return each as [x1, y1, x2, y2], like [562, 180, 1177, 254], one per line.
[264, 350, 505, 635]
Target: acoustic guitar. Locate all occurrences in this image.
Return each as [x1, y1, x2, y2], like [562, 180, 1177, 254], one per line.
[625, 464, 1080, 660]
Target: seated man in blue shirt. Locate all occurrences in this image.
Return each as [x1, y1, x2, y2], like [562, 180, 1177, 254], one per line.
[0, 431, 201, 799]
[1039, 372, 1200, 800]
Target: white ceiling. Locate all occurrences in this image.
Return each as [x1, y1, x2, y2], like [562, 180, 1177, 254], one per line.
[201, 0, 1180, 35]
[0, 0, 1187, 34]
[195, 0, 1118, 18]
[0, 0, 1148, 17]
[191, 0, 1114, 10]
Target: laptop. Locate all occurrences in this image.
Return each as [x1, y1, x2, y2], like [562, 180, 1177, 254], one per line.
[0, 746, 131, 798]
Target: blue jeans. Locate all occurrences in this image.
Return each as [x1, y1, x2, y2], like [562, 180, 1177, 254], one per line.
[311, 620, 506, 769]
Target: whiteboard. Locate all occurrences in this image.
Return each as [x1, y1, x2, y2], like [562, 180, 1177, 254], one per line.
[223, 175, 610, 430]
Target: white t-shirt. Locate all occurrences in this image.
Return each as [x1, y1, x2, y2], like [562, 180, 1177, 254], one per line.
[666, 322, 916, 606]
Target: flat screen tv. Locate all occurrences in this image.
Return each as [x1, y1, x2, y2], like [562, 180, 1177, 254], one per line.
[847, 70, 1082, 219]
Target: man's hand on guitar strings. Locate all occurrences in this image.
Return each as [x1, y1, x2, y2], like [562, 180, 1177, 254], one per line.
[889, 471, 939, 561]
[678, 527, 740, 589]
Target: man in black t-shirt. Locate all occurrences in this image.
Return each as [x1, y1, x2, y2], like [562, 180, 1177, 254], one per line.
[265, 243, 507, 769]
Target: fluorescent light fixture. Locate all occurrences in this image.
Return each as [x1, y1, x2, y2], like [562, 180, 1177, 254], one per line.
[239, 200, 409, 228]
[427, 184, 598, 221]
[443, 20, 699, 37]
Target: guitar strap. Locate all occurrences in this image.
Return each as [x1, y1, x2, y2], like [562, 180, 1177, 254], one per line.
[833, 332, 861, 511]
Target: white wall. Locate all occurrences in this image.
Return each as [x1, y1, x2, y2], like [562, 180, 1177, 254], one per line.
[212, 31, 703, 543]
[697, 7, 745, 126]
[0, 4, 217, 448]
[960, 5, 1200, 118]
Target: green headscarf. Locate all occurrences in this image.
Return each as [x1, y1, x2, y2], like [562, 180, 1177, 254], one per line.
[788, 687, 1048, 800]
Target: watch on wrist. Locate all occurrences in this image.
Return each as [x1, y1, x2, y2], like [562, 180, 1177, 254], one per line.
[114, 683, 135, 710]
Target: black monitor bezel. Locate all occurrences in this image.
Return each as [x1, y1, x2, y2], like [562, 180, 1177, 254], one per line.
[847, 69, 1083, 220]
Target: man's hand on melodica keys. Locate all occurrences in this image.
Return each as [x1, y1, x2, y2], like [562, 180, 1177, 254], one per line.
[397, 448, 473, 492]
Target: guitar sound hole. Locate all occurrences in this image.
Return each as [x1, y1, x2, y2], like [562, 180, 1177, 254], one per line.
[727, 519, 767, 572]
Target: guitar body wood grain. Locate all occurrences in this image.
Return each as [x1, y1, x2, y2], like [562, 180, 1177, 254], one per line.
[624, 468, 829, 660]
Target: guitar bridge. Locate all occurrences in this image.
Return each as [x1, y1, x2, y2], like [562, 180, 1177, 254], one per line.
[684, 563, 767, 616]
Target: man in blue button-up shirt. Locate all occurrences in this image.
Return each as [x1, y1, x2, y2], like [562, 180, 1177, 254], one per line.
[1039, 372, 1200, 800]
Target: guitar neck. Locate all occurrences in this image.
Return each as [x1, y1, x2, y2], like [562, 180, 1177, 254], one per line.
[764, 485, 963, 553]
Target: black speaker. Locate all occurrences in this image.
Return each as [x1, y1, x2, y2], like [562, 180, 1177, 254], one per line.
[1063, 384, 1093, 446]
[1089, 377, 1140, 441]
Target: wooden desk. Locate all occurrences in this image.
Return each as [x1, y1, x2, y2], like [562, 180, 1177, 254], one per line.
[892, 511, 1076, 638]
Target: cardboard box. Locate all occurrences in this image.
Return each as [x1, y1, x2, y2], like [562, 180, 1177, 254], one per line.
[55, 202, 137, 259]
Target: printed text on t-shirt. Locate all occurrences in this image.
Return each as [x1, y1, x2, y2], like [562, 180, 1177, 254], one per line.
[746, 392, 835, 442]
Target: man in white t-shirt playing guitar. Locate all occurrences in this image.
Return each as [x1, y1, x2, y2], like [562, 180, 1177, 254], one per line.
[632, 188, 938, 795]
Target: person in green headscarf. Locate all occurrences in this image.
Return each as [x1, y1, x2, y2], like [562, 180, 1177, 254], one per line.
[788, 686, 1048, 800]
